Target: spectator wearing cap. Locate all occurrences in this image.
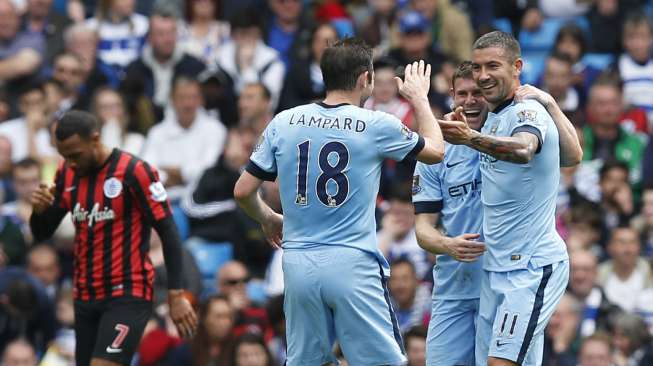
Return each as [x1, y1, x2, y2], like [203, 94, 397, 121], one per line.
[122, 7, 206, 124]
[277, 23, 338, 112]
[214, 8, 285, 110]
[387, 11, 445, 76]
[410, 0, 473, 62]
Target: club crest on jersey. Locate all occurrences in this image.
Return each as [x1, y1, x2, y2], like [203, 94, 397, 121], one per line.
[412, 175, 421, 195]
[517, 110, 537, 123]
[149, 182, 168, 202]
[72, 203, 115, 227]
[103, 177, 123, 198]
[401, 125, 413, 140]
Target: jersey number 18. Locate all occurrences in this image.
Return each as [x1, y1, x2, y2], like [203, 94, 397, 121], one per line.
[296, 140, 349, 207]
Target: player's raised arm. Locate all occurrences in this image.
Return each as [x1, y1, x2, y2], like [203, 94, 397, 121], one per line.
[396, 60, 444, 164]
[515, 84, 582, 167]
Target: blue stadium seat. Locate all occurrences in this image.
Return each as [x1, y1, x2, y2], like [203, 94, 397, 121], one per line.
[521, 52, 548, 85]
[519, 18, 566, 54]
[582, 53, 615, 70]
[185, 240, 234, 294]
[171, 204, 190, 240]
[493, 18, 512, 34]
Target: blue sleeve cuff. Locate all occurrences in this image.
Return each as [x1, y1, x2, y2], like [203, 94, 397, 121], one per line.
[403, 136, 426, 161]
[245, 160, 277, 181]
[512, 125, 543, 154]
[413, 200, 443, 214]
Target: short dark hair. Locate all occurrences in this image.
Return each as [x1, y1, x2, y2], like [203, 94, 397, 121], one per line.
[388, 182, 412, 203]
[623, 11, 653, 34]
[18, 80, 45, 99]
[229, 7, 261, 32]
[548, 51, 574, 66]
[452, 60, 474, 89]
[171, 75, 201, 94]
[390, 257, 416, 274]
[320, 37, 373, 92]
[472, 31, 521, 62]
[599, 160, 629, 181]
[14, 157, 40, 172]
[555, 24, 587, 57]
[55, 110, 102, 141]
[243, 82, 271, 101]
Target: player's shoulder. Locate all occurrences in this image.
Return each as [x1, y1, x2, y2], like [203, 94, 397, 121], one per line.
[367, 108, 401, 125]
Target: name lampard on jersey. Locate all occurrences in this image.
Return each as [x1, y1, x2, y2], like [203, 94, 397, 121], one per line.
[288, 114, 367, 132]
[72, 202, 115, 227]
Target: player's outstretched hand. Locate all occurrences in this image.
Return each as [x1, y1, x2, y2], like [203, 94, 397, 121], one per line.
[31, 183, 56, 214]
[168, 290, 198, 339]
[514, 84, 554, 109]
[438, 107, 473, 145]
[445, 233, 485, 262]
[262, 212, 283, 249]
[396, 60, 431, 103]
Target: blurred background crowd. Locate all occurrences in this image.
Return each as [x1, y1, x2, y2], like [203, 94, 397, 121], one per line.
[0, 0, 652, 365]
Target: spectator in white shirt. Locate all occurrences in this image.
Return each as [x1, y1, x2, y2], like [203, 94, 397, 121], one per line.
[141, 76, 227, 200]
[598, 225, 652, 312]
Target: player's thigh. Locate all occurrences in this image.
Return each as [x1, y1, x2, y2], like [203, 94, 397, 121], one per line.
[488, 260, 569, 365]
[92, 297, 152, 365]
[476, 269, 497, 366]
[74, 300, 102, 366]
[427, 298, 478, 366]
[282, 249, 338, 366]
[323, 247, 406, 366]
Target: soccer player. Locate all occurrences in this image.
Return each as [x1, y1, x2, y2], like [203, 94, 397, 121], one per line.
[233, 38, 445, 366]
[414, 60, 582, 365]
[29, 111, 197, 366]
[438, 31, 576, 366]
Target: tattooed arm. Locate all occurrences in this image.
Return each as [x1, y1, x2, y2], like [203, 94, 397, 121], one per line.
[438, 107, 540, 164]
[467, 130, 540, 164]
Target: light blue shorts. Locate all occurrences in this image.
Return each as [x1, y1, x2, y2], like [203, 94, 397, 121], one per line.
[283, 245, 407, 366]
[427, 298, 479, 366]
[475, 260, 569, 366]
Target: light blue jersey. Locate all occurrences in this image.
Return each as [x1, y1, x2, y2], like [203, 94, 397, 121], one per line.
[413, 143, 483, 300]
[479, 98, 568, 272]
[248, 102, 423, 272]
[247, 101, 423, 366]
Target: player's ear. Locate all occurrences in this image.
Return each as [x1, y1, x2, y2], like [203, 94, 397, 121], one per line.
[514, 58, 523, 77]
[449, 87, 455, 99]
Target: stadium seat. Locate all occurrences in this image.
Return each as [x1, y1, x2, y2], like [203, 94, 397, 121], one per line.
[521, 52, 547, 85]
[519, 18, 566, 54]
[582, 53, 615, 70]
[493, 18, 512, 34]
[171, 204, 190, 240]
[185, 240, 234, 294]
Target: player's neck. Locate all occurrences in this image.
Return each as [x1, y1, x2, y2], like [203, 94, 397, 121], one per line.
[488, 88, 517, 112]
[323, 90, 361, 107]
[95, 145, 114, 167]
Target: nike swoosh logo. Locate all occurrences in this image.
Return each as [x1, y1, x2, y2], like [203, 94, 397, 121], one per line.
[496, 341, 508, 347]
[446, 161, 464, 168]
[65, 186, 76, 192]
[106, 346, 122, 354]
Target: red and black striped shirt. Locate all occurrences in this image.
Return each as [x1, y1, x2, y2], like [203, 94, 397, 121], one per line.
[35, 149, 173, 301]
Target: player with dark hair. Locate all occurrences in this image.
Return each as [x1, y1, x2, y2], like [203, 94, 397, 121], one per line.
[234, 37, 444, 365]
[438, 31, 581, 366]
[29, 110, 197, 366]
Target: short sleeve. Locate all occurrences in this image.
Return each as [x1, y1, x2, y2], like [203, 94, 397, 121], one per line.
[510, 101, 549, 153]
[246, 119, 278, 181]
[412, 162, 444, 214]
[374, 112, 424, 161]
[130, 161, 173, 223]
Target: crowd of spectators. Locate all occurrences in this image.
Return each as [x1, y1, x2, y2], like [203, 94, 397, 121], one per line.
[0, 0, 653, 365]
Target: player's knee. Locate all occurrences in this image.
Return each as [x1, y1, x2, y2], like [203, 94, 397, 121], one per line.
[488, 356, 519, 366]
[90, 358, 124, 366]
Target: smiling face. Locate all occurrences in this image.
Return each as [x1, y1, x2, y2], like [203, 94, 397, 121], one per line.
[452, 77, 486, 131]
[472, 47, 522, 109]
